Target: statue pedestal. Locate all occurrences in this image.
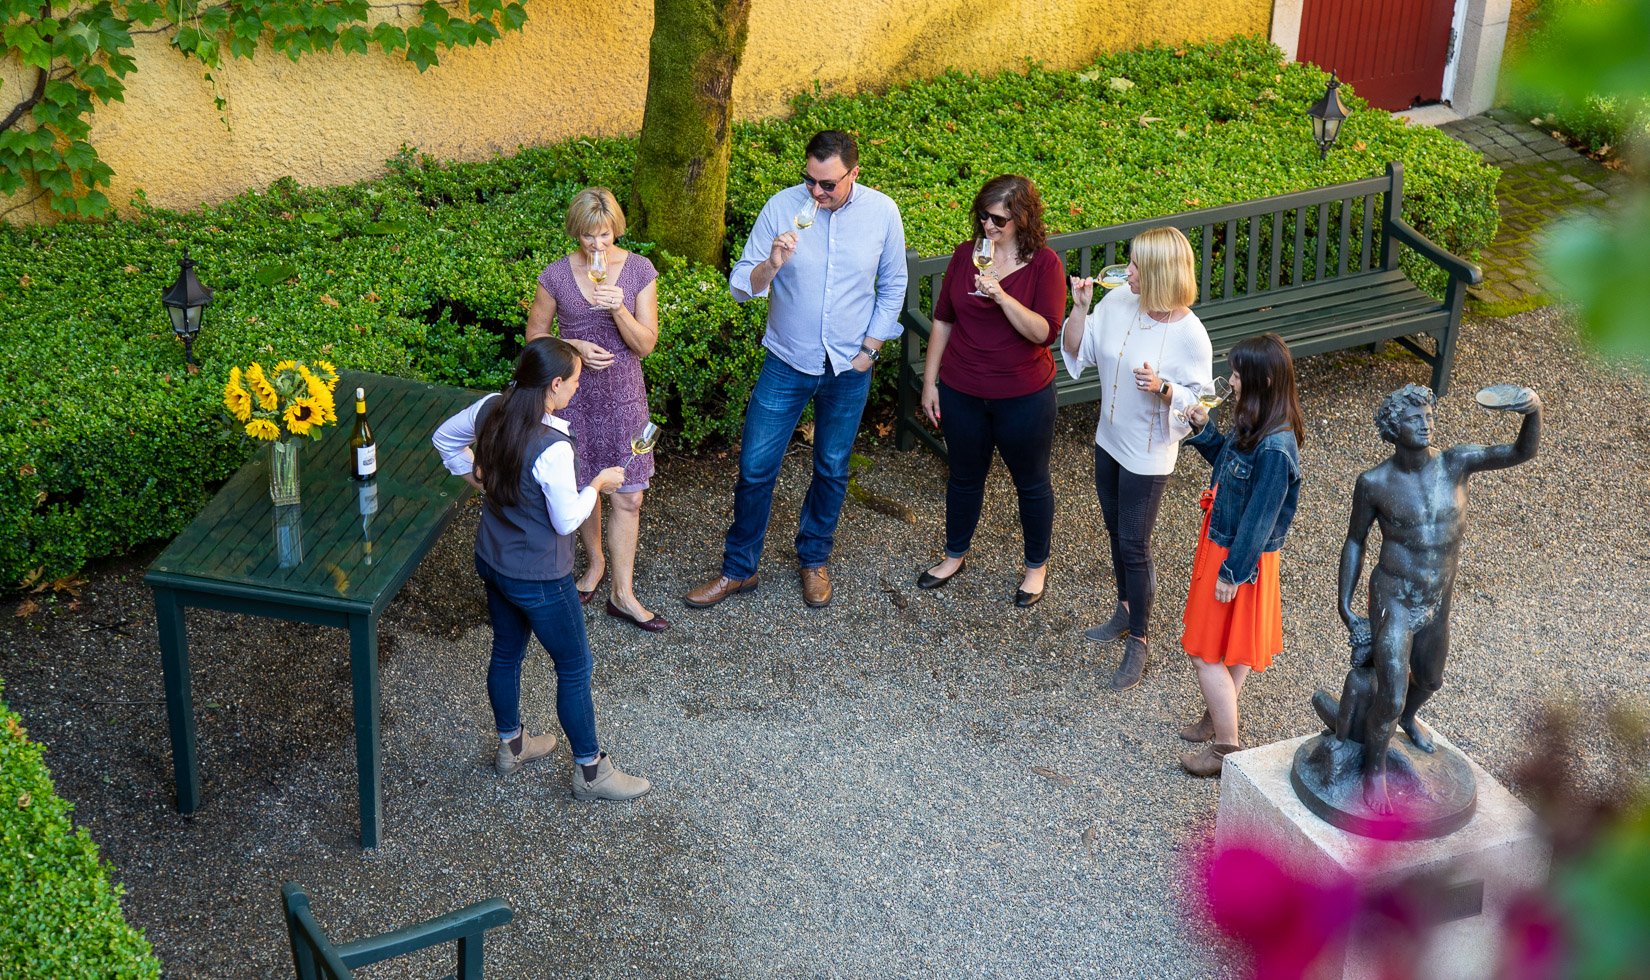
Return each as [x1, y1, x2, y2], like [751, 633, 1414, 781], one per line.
[1215, 732, 1549, 980]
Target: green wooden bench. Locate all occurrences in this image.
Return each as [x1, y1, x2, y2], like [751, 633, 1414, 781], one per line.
[282, 883, 512, 979]
[895, 162, 1482, 456]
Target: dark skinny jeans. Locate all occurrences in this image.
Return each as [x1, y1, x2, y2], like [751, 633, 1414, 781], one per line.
[938, 380, 1057, 568]
[1092, 444, 1170, 639]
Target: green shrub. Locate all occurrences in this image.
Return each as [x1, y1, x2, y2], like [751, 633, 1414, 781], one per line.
[1505, 0, 1650, 156]
[0, 680, 160, 977]
[0, 35, 1497, 588]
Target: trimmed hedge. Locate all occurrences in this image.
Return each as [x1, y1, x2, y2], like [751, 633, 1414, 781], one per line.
[0, 681, 160, 977]
[0, 36, 1497, 589]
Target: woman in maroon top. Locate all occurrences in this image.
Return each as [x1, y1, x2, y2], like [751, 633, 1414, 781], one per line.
[917, 174, 1066, 607]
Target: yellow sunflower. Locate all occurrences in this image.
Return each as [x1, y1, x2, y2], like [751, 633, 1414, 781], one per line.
[223, 368, 252, 422]
[245, 362, 278, 411]
[245, 418, 281, 441]
[284, 397, 325, 437]
[273, 359, 298, 375]
[311, 359, 339, 390]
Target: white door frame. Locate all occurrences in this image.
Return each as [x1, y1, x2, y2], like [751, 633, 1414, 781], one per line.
[1270, 0, 1509, 116]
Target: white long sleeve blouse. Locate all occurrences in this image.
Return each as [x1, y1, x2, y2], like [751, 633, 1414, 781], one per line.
[431, 393, 598, 535]
[1061, 285, 1214, 476]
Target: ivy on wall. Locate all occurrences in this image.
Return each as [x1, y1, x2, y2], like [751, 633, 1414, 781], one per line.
[0, 0, 530, 219]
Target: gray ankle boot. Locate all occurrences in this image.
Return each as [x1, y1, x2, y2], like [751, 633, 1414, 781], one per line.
[1083, 601, 1130, 643]
[1108, 635, 1149, 692]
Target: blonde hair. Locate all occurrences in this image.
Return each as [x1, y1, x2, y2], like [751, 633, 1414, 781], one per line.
[1130, 226, 1197, 312]
[565, 187, 625, 239]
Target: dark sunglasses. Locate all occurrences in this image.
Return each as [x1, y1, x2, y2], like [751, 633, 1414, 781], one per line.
[977, 210, 1012, 228]
[802, 171, 852, 193]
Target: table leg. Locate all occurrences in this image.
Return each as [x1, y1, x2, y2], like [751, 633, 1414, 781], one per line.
[349, 613, 382, 849]
[154, 587, 200, 814]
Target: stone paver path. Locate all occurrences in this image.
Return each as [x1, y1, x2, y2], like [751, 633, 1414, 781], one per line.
[1439, 107, 1627, 315]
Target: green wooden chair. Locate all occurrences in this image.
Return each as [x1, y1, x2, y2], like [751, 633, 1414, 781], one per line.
[281, 882, 512, 980]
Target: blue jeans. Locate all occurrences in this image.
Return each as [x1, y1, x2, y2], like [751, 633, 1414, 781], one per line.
[723, 352, 874, 579]
[474, 555, 599, 762]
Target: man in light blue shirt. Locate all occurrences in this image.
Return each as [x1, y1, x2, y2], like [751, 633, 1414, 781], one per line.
[684, 130, 907, 610]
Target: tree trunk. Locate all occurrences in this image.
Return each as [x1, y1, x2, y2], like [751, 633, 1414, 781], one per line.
[630, 0, 751, 269]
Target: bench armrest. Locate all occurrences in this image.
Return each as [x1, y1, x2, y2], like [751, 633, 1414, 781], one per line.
[336, 898, 513, 969]
[900, 307, 933, 341]
[1388, 218, 1483, 285]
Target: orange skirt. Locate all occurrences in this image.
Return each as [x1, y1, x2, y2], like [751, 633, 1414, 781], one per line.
[1181, 488, 1283, 671]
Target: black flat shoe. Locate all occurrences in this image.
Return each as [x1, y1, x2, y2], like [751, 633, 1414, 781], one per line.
[1014, 588, 1044, 609]
[605, 598, 670, 633]
[917, 558, 966, 590]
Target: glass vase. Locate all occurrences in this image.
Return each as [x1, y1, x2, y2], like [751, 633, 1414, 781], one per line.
[269, 438, 302, 505]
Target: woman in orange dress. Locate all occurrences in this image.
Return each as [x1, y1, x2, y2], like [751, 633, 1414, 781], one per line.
[1176, 333, 1304, 777]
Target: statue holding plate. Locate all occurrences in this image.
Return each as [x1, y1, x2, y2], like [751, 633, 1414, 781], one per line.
[1294, 383, 1541, 838]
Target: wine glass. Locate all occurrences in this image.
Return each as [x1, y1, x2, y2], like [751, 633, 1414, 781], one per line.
[1175, 376, 1233, 423]
[586, 247, 608, 310]
[792, 199, 819, 232]
[1097, 263, 1130, 290]
[621, 421, 660, 470]
[968, 237, 994, 297]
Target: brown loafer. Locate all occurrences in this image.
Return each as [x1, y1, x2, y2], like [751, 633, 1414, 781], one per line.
[606, 598, 671, 632]
[683, 573, 759, 608]
[800, 565, 832, 608]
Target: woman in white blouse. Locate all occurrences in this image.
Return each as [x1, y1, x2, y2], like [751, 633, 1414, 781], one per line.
[432, 337, 651, 801]
[1061, 226, 1213, 693]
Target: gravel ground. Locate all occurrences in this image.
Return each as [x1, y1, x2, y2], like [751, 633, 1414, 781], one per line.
[3, 304, 1648, 979]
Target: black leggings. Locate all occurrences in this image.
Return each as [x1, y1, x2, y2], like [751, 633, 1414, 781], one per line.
[1093, 444, 1170, 638]
[938, 380, 1057, 567]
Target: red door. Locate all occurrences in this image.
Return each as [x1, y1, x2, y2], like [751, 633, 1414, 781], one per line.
[1297, 0, 1456, 110]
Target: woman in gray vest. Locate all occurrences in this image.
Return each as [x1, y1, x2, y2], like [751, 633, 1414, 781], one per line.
[433, 337, 651, 801]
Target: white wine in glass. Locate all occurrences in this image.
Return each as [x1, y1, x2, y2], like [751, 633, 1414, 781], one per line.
[1097, 263, 1129, 289]
[793, 199, 819, 231]
[587, 248, 608, 285]
[621, 421, 661, 470]
[630, 421, 660, 456]
[1176, 376, 1233, 423]
[968, 237, 994, 297]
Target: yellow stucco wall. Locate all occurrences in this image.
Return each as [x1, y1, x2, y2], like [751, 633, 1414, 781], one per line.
[2, 0, 1268, 221]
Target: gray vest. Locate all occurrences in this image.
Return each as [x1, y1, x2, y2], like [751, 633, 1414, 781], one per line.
[473, 396, 576, 581]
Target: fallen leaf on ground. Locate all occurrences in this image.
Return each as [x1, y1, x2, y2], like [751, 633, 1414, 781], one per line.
[1032, 765, 1074, 785]
[14, 599, 38, 618]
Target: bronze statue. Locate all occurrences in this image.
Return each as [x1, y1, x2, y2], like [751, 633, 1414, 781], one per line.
[1294, 383, 1541, 837]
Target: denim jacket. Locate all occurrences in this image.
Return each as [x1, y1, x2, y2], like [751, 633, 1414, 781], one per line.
[1184, 421, 1302, 586]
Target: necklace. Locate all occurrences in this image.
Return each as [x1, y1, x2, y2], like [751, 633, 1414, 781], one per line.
[1106, 308, 1175, 452]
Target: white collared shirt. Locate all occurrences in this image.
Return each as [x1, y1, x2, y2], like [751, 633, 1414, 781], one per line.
[432, 392, 598, 535]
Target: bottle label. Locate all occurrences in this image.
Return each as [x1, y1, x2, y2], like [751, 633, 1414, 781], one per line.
[355, 444, 378, 475]
[358, 481, 379, 515]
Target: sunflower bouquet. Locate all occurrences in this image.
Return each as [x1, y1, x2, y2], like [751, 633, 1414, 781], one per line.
[223, 359, 340, 441]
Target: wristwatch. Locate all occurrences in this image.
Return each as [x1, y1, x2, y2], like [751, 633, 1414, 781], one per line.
[859, 345, 881, 363]
[1158, 380, 1171, 396]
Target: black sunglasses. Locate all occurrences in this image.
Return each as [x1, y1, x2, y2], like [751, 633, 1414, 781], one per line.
[977, 210, 1012, 228]
[802, 170, 852, 193]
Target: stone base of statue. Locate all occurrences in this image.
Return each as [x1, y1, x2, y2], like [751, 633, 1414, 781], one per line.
[1216, 731, 1549, 980]
[1290, 725, 1478, 840]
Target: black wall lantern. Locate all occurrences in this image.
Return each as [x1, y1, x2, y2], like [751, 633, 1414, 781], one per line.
[160, 248, 213, 367]
[1307, 71, 1350, 160]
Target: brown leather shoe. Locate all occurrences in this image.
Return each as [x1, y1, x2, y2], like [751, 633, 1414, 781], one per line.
[800, 565, 832, 608]
[682, 573, 759, 608]
[1181, 742, 1239, 778]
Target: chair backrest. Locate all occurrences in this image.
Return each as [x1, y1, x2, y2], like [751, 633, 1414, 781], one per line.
[282, 882, 513, 980]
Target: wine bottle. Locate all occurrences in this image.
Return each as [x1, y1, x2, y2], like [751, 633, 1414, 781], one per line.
[350, 387, 377, 481]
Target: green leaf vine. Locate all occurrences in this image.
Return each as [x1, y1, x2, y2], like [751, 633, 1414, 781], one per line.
[1, 0, 530, 219]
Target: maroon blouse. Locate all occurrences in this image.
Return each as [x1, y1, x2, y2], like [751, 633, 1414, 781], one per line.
[932, 243, 1065, 399]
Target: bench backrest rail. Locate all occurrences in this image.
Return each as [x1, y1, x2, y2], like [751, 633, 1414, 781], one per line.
[902, 163, 1409, 334]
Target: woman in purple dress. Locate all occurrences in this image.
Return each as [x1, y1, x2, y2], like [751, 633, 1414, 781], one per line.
[525, 187, 668, 631]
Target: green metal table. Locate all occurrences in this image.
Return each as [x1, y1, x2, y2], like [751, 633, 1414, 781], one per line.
[146, 371, 477, 848]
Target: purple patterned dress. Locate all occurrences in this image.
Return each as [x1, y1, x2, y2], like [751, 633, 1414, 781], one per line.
[537, 252, 658, 492]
